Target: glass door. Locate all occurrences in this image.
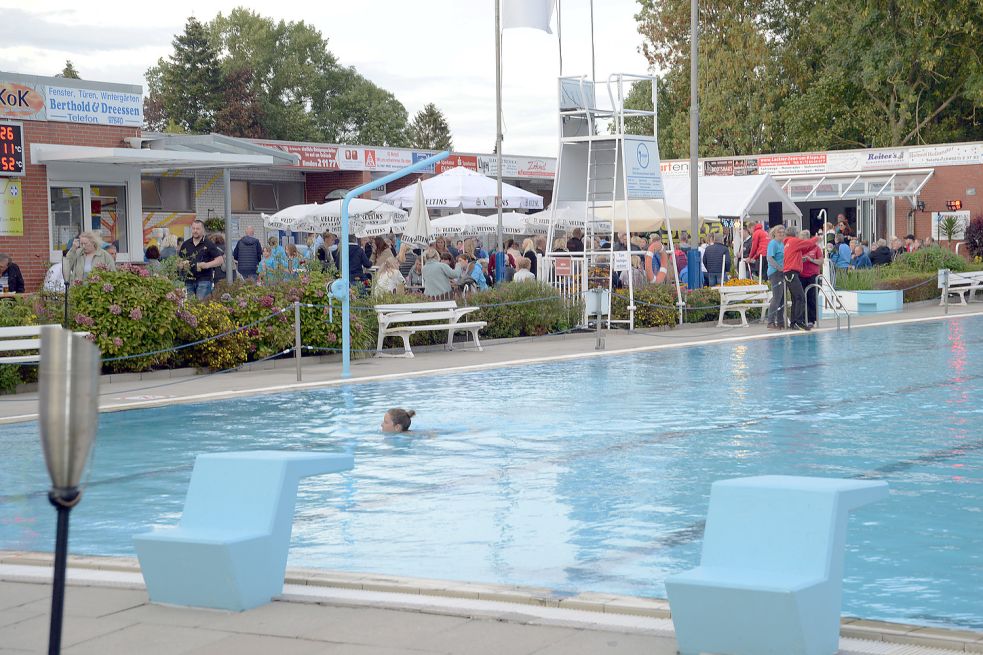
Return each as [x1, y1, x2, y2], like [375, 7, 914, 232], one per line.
[857, 198, 875, 242]
[875, 198, 891, 241]
[50, 186, 86, 253]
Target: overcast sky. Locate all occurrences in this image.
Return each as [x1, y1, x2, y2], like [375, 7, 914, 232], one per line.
[1, 0, 651, 156]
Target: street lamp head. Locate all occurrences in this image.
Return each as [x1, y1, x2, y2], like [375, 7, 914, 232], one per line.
[38, 326, 101, 492]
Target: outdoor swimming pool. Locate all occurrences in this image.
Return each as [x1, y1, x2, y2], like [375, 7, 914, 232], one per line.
[2, 316, 982, 631]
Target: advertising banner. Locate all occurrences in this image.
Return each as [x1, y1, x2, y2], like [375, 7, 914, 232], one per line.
[479, 155, 555, 178]
[255, 142, 340, 170]
[45, 85, 142, 127]
[436, 154, 479, 174]
[860, 149, 907, 170]
[412, 151, 436, 173]
[625, 137, 665, 199]
[909, 144, 982, 167]
[757, 153, 827, 175]
[0, 178, 23, 236]
[704, 160, 734, 176]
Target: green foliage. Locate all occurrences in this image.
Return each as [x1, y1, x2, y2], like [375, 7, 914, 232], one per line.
[938, 216, 962, 244]
[175, 301, 250, 370]
[203, 217, 226, 233]
[70, 269, 181, 372]
[892, 246, 968, 273]
[148, 17, 224, 134]
[0, 298, 38, 393]
[873, 275, 940, 303]
[612, 285, 678, 327]
[964, 217, 983, 260]
[408, 103, 453, 150]
[833, 268, 883, 291]
[466, 282, 583, 339]
[214, 67, 266, 138]
[0, 364, 20, 394]
[57, 60, 80, 79]
[683, 287, 722, 323]
[635, 0, 983, 154]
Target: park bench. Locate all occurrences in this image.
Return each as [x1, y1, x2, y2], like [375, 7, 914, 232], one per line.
[715, 284, 771, 327]
[939, 269, 983, 305]
[665, 475, 889, 655]
[375, 300, 486, 358]
[0, 324, 90, 364]
[133, 450, 354, 611]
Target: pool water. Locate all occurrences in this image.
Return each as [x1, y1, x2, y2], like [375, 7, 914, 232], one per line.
[2, 316, 982, 630]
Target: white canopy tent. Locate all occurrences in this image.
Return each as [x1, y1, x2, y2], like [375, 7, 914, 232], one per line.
[548, 174, 801, 232]
[379, 166, 544, 211]
[262, 199, 407, 238]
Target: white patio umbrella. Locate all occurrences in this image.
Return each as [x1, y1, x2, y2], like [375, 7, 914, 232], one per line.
[401, 181, 432, 245]
[263, 199, 407, 237]
[379, 166, 544, 210]
[499, 211, 547, 234]
[430, 212, 546, 237]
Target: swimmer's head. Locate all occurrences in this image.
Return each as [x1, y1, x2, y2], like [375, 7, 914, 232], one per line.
[382, 408, 415, 433]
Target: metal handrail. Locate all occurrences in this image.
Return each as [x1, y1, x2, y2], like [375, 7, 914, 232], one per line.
[804, 277, 851, 331]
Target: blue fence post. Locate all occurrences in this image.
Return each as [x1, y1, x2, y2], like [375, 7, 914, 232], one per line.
[340, 151, 450, 378]
[687, 248, 703, 289]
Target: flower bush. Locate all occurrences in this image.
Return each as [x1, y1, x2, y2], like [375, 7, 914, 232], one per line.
[69, 270, 183, 372]
[683, 286, 722, 323]
[612, 285, 677, 328]
[723, 277, 759, 286]
[964, 216, 983, 260]
[0, 297, 38, 393]
[175, 301, 251, 370]
[467, 281, 583, 339]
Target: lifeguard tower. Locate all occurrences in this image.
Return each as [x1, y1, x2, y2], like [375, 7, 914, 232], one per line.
[543, 74, 684, 329]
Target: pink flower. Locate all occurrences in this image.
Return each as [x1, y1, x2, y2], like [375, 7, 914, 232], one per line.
[129, 308, 143, 321]
[102, 283, 114, 293]
[259, 295, 275, 308]
[112, 337, 123, 348]
[238, 299, 248, 308]
[327, 332, 337, 344]
[165, 291, 177, 302]
[109, 304, 122, 315]
[74, 314, 94, 327]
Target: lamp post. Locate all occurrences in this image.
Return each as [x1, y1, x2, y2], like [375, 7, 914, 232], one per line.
[38, 326, 101, 655]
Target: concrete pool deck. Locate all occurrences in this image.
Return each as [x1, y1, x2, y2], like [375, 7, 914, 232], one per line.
[1, 301, 982, 424]
[2, 553, 982, 654]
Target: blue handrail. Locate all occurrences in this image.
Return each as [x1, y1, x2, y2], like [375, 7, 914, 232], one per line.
[340, 151, 451, 377]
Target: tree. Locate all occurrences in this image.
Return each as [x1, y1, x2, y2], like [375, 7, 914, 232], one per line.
[57, 60, 80, 79]
[206, 9, 410, 143]
[214, 67, 265, 138]
[408, 104, 453, 150]
[964, 216, 983, 260]
[635, 0, 787, 158]
[147, 17, 224, 134]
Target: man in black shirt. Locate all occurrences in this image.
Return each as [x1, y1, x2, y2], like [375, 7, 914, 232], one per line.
[178, 219, 224, 300]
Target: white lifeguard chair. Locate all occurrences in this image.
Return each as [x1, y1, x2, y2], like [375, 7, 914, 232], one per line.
[543, 74, 684, 329]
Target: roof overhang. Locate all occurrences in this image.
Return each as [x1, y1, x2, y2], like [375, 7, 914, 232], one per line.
[31, 143, 289, 172]
[131, 133, 300, 167]
[775, 169, 934, 202]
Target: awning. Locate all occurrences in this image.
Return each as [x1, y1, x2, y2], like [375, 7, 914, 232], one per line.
[132, 133, 300, 167]
[776, 169, 934, 202]
[31, 143, 294, 172]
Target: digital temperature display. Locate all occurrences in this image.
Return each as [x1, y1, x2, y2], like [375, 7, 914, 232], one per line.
[0, 123, 25, 176]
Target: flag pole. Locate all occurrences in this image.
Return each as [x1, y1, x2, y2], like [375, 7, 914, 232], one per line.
[688, 0, 701, 288]
[495, 0, 505, 281]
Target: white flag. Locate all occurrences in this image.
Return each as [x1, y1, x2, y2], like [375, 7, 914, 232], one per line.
[502, 0, 555, 33]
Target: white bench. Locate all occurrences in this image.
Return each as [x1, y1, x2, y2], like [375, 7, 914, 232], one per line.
[0, 324, 90, 364]
[375, 301, 487, 358]
[939, 270, 983, 305]
[716, 284, 771, 327]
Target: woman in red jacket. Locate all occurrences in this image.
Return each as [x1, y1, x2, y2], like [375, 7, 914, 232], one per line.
[747, 223, 770, 280]
[783, 230, 821, 330]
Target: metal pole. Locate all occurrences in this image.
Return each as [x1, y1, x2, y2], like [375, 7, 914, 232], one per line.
[47, 492, 76, 655]
[340, 151, 450, 377]
[688, 0, 701, 288]
[294, 301, 302, 382]
[223, 169, 233, 284]
[589, 0, 595, 82]
[943, 268, 950, 315]
[495, 0, 505, 282]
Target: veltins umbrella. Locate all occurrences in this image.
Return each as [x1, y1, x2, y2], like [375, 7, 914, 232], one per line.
[401, 181, 432, 245]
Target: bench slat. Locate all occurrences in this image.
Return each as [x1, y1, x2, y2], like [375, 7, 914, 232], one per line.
[387, 321, 486, 334]
[0, 355, 40, 364]
[0, 338, 41, 352]
[0, 324, 62, 338]
[376, 301, 458, 312]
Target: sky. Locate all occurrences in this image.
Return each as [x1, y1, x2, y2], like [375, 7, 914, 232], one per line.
[1, 0, 652, 157]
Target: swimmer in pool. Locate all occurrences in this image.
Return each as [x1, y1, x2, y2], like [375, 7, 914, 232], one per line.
[381, 408, 415, 433]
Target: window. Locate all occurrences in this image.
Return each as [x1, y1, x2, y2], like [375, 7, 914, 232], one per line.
[91, 185, 128, 254]
[50, 186, 84, 252]
[277, 181, 304, 208]
[140, 177, 193, 211]
[231, 181, 249, 212]
[249, 182, 277, 211]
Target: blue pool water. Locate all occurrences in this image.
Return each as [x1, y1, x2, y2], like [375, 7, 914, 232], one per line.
[2, 316, 982, 630]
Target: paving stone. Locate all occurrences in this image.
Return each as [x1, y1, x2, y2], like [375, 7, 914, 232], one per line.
[0, 609, 44, 629]
[108, 602, 235, 629]
[531, 629, 680, 655]
[0, 614, 134, 651]
[181, 633, 330, 655]
[206, 600, 351, 638]
[0, 582, 51, 611]
[299, 605, 470, 648]
[409, 618, 577, 655]
[61, 624, 228, 655]
[18, 586, 148, 618]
